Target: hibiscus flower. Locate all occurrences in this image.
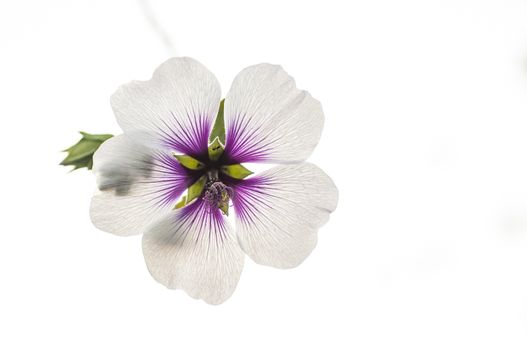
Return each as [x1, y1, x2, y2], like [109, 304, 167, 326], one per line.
[90, 57, 338, 304]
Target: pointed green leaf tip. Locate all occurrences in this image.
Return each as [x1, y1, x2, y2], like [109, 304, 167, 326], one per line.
[209, 99, 225, 144]
[221, 164, 253, 179]
[173, 154, 205, 170]
[60, 132, 113, 171]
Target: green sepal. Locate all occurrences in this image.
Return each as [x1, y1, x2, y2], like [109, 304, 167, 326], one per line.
[174, 195, 187, 209]
[186, 176, 207, 203]
[173, 154, 205, 170]
[220, 164, 253, 179]
[218, 188, 230, 215]
[60, 131, 113, 171]
[209, 99, 225, 144]
[208, 136, 224, 162]
[218, 202, 229, 216]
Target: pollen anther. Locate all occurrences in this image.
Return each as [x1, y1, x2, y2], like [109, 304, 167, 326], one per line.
[203, 180, 233, 215]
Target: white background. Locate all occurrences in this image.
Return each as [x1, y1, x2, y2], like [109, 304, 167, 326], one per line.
[1, 0, 527, 349]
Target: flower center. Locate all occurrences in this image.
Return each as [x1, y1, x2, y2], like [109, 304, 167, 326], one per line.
[172, 137, 252, 216]
[202, 169, 232, 214]
[204, 180, 232, 209]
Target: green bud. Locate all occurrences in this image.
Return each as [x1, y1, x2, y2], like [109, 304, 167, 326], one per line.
[60, 131, 113, 171]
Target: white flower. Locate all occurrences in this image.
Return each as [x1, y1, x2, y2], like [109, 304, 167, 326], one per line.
[90, 57, 338, 304]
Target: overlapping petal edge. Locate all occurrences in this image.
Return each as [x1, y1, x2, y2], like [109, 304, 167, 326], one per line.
[90, 57, 338, 304]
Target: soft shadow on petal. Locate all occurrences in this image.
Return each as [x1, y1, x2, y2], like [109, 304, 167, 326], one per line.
[142, 200, 245, 305]
[90, 135, 195, 236]
[224, 64, 324, 164]
[230, 163, 338, 269]
[111, 57, 221, 158]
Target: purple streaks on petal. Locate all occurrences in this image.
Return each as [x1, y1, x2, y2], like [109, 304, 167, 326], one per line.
[155, 111, 212, 159]
[140, 151, 198, 208]
[224, 115, 272, 163]
[176, 199, 228, 242]
[229, 176, 277, 226]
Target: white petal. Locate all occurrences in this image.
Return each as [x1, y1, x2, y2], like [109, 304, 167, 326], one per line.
[111, 57, 221, 156]
[232, 163, 338, 268]
[224, 64, 324, 163]
[142, 201, 245, 305]
[90, 135, 193, 236]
